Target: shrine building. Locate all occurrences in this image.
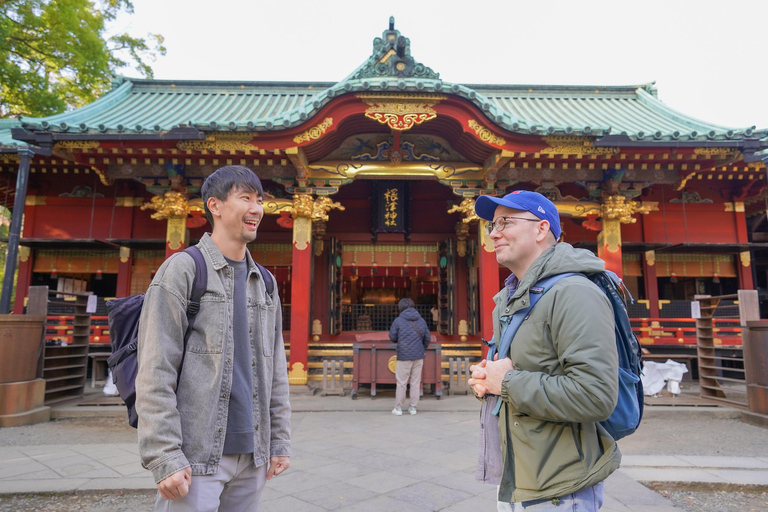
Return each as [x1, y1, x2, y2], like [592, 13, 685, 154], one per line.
[2, 19, 768, 392]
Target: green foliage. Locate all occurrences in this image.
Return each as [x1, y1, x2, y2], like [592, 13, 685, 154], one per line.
[0, 0, 166, 117]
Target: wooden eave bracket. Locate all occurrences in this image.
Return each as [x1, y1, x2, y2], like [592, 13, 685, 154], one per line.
[483, 150, 514, 188]
[285, 147, 310, 180]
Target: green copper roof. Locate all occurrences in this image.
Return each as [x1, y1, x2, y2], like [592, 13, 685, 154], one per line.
[2, 19, 766, 150]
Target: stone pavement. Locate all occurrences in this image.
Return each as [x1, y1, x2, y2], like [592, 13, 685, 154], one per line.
[1, 393, 767, 511]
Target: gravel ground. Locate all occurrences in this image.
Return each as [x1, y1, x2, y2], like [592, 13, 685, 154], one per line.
[646, 483, 768, 512]
[0, 490, 155, 512]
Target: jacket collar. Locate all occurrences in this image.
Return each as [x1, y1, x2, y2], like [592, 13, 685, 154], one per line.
[197, 233, 262, 281]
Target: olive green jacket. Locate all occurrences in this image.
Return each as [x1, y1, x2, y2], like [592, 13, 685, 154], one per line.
[493, 243, 621, 503]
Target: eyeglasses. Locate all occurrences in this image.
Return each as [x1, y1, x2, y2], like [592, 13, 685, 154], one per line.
[485, 216, 542, 235]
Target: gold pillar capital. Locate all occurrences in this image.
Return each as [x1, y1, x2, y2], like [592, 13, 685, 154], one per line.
[141, 191, 190, 220]
[600, 195, 655, 224]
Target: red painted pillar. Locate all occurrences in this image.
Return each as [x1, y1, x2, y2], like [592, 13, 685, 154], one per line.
[116, 247, 133, 298]
[597, 218, 623, 278]
[288, 212, 311, 385]
[478, 222, 499, 357]
[733, 202, 754, 290]
[13, 247, 33, 314]
[642, 250, 659, 318]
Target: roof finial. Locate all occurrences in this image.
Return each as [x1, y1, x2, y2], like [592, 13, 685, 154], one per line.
[389, 16, 395, 31]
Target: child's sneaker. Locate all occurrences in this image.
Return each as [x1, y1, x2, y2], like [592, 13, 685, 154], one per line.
[391, 408, 403, 416]
[409, 407, 417, 415]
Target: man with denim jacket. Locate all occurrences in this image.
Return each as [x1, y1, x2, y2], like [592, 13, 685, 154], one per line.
[136, 166, 291, 511]
[468, 191, 620, 511]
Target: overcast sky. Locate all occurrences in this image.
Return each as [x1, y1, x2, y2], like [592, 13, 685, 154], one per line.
[110, 0, 768, 130]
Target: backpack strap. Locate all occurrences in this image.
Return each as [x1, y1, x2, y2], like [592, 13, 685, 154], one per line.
[253, 261, 274, 299]
[489, 272, 577, 416]
[177, 245, 207, 383]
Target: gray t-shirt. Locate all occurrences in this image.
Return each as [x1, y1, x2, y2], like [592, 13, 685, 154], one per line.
[222, 256, 255, 455]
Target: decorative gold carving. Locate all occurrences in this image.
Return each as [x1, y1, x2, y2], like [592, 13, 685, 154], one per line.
[358, 94, 444, 131]
[18, 246, 30, 263]
[293, 118, 333, 144]
[24, 196, 46, 206]
[600, 195, 654, 224]
[740, 251, 751, 267]
[312, 197, 345, 222]
[166, 216, 187, 251]
[291, 194, 344, 222]
[598, 218, 622, 253]
[480, 221, 495, 253]
[468, 120, 506, 146]
[176, 132, 258, 152]
[455, 221, 470, 257]
[645, 250, 655, 267]
[53, 141, 100, 150]
[119, 246, 131, 263]
[541, 137, 618, 156]
[693, 147, 736, 158]
[291, 194, 315, 219]
[0, 154, 20, 163]
[288, 362, 308, 385]
[447, 198, 480, 224]
[141, 191, 190, 220]
[387, 356, 398, 374]
[293, 216, 311, 251]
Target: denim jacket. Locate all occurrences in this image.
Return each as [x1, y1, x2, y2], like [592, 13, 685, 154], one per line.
[136, 233, 291, 483]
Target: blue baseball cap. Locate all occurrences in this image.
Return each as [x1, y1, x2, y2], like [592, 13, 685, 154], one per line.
[474, 190, 561, 239]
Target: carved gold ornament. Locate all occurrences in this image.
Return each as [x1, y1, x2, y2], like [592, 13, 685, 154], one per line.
[740, 251, 751, 268]
[290, 194, 345, 222]
[18, 246, 30, 262]
[288, 362, 308, 385]
[312, 196, 345, 222]
[447, 198, 481, 224]
[693, 147, 737, 158]
[387, 356, 398, 373]
[141, 191, 190, 219]
[294, 118, 333, 144]
[177, 132, 258, 152]
[541, 137, 618, 156]
[360, 94, 443, 131]
[600, 195, 653, 224]
[291, 194, 316, 219]
[468, 120, 506, 146]
[53, 141, 100, 150]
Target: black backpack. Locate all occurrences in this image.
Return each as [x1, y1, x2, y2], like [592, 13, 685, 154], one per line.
[106, 246, 274, 428]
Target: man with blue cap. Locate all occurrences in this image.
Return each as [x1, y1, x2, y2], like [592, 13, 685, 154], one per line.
[468, 190, 620, 511]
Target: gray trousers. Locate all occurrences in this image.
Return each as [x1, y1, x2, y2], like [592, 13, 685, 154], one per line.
[155, 454, 267, 512]
[395, 358, 424, 409]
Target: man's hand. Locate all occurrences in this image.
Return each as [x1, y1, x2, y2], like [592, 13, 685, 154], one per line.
[267, 456, 290, 480]
[157, 467, 191, 500]
[482, 357, 515, 396]
[468, 359, 489, 397]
